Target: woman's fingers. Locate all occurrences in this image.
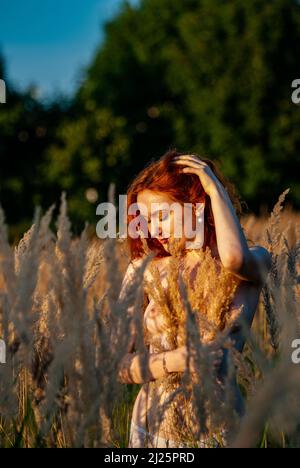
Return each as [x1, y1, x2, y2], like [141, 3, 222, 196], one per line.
[118, 369, 134, 384]
[173, 156, 221, 197]
[180, 168, 200, 175]
[173, 154, 202, 161]
[172, 156, 207, 173]
[173, 155, 207, 166]
[117, 353, 136, 384]
[173, 160, 203, 170]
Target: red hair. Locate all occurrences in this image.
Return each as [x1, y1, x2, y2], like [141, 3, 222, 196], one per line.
[125, 148, 245, 260]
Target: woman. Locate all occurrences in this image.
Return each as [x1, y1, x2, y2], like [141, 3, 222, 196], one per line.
[117, 149, 272, 448]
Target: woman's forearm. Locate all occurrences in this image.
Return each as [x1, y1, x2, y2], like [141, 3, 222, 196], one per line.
[134, 350, 178, 383]
[209, 181, 250, 269]
[117, 345, 223, 384]
[117, 348, 184, 385]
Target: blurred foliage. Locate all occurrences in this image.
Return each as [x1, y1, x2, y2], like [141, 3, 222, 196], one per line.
[0, 52, 71, 240]
[43, 108, 130, 228]
[1, 0, 300, 240]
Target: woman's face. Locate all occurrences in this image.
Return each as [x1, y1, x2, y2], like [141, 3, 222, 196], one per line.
[136, 189, 195, 253]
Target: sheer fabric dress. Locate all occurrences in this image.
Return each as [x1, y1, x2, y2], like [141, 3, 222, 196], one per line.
[128, 251, 225, 448]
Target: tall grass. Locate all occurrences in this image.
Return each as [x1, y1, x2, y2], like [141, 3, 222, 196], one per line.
[0, 190, 299, 448]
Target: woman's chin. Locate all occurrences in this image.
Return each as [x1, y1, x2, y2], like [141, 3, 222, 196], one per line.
[164, 238, 184, 254]
[159, 239, 170, 252]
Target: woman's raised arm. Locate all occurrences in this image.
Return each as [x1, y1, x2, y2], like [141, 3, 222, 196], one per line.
[173, 154, 272, 285]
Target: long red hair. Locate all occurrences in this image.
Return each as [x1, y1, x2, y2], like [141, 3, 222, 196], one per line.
[125, 148, 245, 261]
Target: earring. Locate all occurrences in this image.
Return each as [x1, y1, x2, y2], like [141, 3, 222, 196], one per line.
[186, 203, 205, 250]
[195, 204, 205, 222]
[196, 211, 202, 222]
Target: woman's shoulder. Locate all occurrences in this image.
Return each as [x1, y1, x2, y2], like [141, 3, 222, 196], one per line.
[119, 258, 145, 300]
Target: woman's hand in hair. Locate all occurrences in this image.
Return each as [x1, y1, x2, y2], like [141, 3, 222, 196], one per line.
[172, 154, 222, 198]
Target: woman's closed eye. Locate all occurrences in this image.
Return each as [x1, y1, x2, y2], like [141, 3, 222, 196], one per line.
[158, 211, 170, 223]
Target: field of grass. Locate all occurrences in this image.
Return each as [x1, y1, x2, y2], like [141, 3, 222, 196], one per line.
[0, 190, 299, 448]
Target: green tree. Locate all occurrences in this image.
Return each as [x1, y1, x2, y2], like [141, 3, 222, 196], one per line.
[74, 0, 300, 212]
[43, 107, 130, 229]
[2, 0, 300, 238]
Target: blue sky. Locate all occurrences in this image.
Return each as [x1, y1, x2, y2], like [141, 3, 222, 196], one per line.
[0, 0, 140, 99]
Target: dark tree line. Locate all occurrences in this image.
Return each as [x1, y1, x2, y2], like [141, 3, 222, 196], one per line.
[1, 0, 300, 240]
